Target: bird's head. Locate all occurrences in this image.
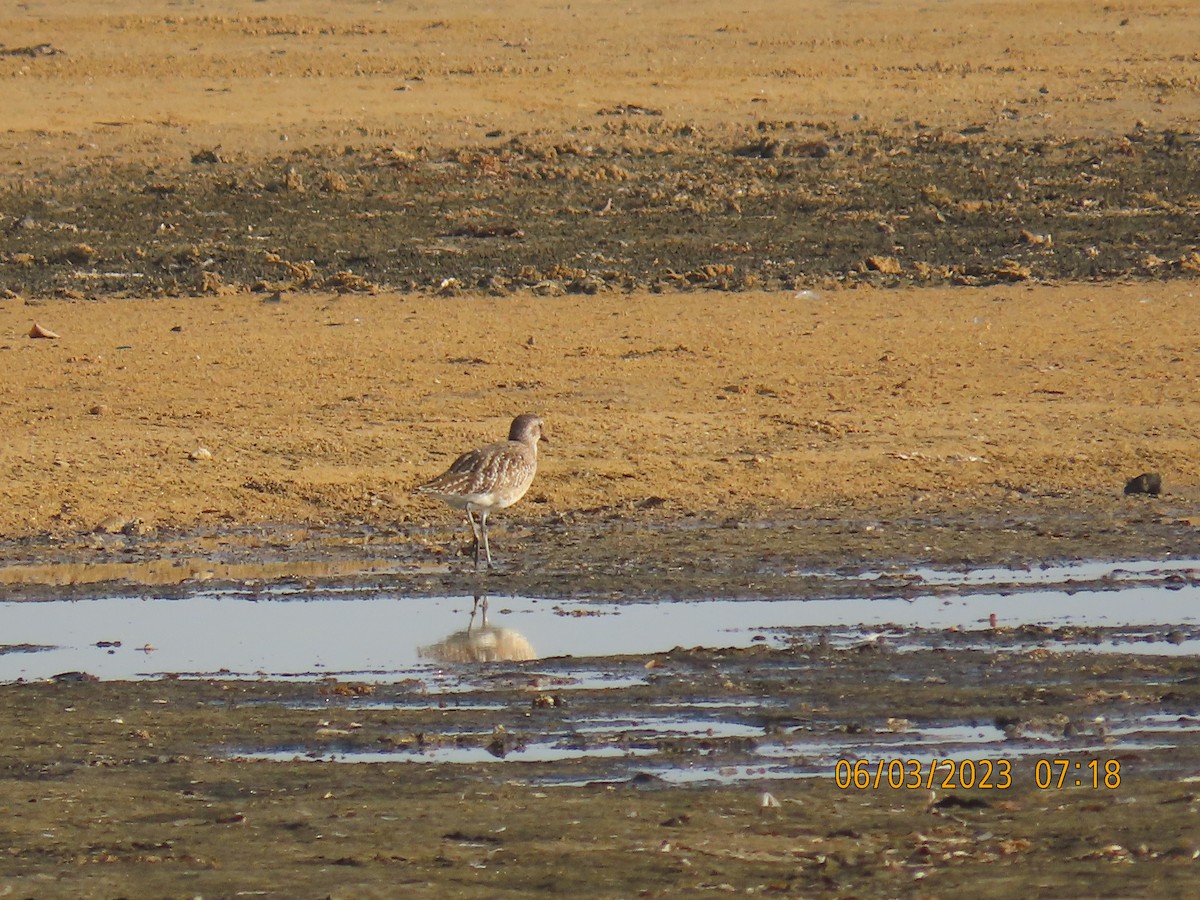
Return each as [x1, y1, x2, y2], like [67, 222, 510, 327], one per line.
[509, 413, 547, 446]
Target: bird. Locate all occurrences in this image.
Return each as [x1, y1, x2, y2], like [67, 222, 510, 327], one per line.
[415, 413, 547, 569]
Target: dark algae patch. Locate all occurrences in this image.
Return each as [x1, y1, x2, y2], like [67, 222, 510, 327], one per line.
[3, 127, 1198, 299]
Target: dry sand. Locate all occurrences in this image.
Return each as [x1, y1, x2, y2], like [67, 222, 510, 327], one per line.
[4, 0, 1198, 165]
[3, 282, 1198, 548]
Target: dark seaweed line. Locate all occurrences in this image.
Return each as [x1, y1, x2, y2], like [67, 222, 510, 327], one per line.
[1, 130, 1197, 299]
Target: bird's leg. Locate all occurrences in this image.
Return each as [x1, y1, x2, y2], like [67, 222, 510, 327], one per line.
[465, 510, 482, 567]
[480, 511, 493, 569]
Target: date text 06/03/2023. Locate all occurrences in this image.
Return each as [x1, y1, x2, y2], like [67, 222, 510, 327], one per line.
[834, 758, 1122, 791]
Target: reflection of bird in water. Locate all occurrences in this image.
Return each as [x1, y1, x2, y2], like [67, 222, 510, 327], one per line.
[415, 414, 547, 569]
[418, 595, 537, 663]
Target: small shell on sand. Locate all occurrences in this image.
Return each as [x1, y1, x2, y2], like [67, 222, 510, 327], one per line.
[29, 322, 60, 339]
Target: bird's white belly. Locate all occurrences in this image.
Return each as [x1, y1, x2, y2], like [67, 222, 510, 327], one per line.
[433, 490, 521, 513]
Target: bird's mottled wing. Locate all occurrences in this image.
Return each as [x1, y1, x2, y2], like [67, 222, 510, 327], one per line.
[417, 446, 490, 495]
[418, 441, 534, 498]
[478, 443, 537, 498]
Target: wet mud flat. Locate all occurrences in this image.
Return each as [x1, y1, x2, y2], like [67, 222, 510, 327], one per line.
[2, 534, 1200, 896]
[2, 496, 1200, 602]
[2, 638, 1199, 897]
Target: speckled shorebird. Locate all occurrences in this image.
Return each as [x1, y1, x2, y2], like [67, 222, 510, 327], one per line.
[416, 414, 547, 569]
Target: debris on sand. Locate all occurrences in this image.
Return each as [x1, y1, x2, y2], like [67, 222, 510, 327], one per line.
[1124, 472, 1162, 495]
[29, 322, 60, 339]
